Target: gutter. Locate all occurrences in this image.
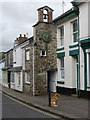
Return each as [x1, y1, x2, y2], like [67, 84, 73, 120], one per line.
[72, 2, 80, 97]
[33, 43, 35, 95]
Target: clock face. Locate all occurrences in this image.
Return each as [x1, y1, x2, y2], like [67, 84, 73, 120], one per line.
[42, 32, 51, 43]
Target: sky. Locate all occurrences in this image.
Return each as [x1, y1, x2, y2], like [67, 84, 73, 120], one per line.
[0, 0, 72, 52]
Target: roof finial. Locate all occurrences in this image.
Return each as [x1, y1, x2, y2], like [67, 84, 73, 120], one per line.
[62, 0, 65, 13]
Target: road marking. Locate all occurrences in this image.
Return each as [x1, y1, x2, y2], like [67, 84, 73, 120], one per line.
[4, 93, 59, 119]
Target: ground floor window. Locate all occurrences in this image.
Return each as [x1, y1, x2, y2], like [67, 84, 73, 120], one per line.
[60, 57, 64, 79]
[11, 72, 14, 83]
[25, 71, 30, 84]
[18, 72, 21, 86]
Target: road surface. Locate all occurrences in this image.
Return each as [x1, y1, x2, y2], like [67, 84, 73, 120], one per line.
[1, 92, 66, 119]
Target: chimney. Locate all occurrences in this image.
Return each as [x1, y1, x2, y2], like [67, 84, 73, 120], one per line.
[14, 38, 19, 46]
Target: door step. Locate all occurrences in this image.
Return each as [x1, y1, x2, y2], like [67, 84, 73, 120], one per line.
[71, 94, 78, 97]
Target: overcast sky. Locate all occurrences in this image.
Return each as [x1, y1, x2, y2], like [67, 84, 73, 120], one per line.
[0, 0, 72, 52]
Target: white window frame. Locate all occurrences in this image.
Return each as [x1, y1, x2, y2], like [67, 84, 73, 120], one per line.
[72, 20, 78, 43]
[18, 72, 21, 86]
[25, 72, 30, 84]
[60, 57, 64, 80]
[11, 72, 15, 84]
[86, 49, 90, 87]
[40, 50, 46, 57]
[58, 26, 64, 47]
[22, 49, 25, 70]
[26, 50, 29, 61]
[14, 49, 16, 63]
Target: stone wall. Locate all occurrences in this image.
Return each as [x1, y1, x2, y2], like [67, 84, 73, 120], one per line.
[23, 22, 57, 95]
[23, 46, 33, 95]
[34, 22, 57, 95]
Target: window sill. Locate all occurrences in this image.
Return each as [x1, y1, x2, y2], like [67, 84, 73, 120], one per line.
[57, 47, 64, 51]
[57, 81, 65, 84]
[69, 43, 78, 48]
[25, 82, 30, 85]
[26, 60, 29, 61]
[87, 87, 90, 89]
[11, 83, 15, 85]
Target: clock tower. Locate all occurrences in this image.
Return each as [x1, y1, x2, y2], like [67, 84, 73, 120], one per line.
[32, 6, 57, 95]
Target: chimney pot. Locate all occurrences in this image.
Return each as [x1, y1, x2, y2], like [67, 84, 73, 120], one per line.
[20, 34, 22, 37]
[24, 34, 26, 38]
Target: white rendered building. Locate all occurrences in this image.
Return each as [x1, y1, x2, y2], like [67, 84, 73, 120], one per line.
[53, 1, 90, 98]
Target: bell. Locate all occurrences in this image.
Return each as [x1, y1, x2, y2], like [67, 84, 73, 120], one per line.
[43, 14, 47, 19]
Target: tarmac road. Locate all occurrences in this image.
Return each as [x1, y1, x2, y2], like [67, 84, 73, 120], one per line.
[1, 93, 67, 119]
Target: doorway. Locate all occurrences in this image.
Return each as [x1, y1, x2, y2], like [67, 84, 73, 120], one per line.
[8, 72, 10, 89]
[47, 71, 56, 93]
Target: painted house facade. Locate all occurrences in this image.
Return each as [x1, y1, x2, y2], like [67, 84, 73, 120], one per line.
[53, 1, 90, 98]
[0, 59, 5, 85]
[2, 49, 13, 88]
[10, 34, 28, 92]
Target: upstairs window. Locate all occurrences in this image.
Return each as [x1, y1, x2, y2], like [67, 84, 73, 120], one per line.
[72, 20, 78, 43]
[40, 50, 46, 57]
[26, 50, 29, 61]
[59, 26, 64, 47]
[13, 50, 16, 64]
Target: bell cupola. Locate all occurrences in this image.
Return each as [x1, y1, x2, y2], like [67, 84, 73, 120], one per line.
[37, 6, 54, 23]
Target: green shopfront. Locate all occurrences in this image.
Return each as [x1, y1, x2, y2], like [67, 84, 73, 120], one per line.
[81, 38, 90, 97]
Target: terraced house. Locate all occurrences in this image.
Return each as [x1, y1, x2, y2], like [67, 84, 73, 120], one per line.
[2, 49, 13, 88]
[53, 1, 90, 98]
[10, 34, 28, 92]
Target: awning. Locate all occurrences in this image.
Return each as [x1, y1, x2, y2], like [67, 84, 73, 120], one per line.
[8, 66, 22, 72]
[2, 67, 10, 71]
[45, 68, 57, 72]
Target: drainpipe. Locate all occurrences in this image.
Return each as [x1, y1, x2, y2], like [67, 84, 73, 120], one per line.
[33, 44, 35, 95]
[72, 2, 80, 97]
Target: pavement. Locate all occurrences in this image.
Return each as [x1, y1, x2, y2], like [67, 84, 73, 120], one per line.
[0, 85, 89, 120]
